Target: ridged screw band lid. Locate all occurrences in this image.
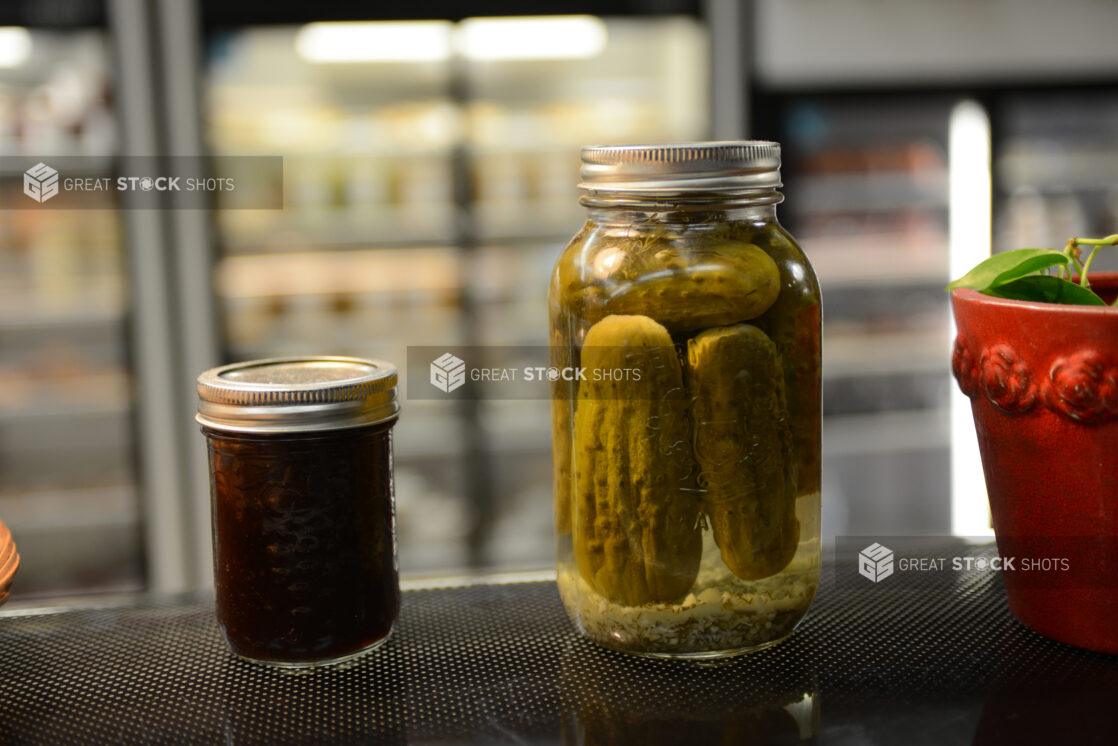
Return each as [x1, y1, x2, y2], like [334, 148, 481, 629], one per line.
[579, 141, 782, 195]
[196, 356, 399, 433]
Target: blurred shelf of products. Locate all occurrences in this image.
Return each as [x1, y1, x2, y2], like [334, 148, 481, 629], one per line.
[771, 96, 956, 539]
[751, 0, 1118, 541]
[769, 88, 1118, 541]
[202, 15, 710, 574]
[994, 91, 1118, 272]
[0, 26, 143, 598]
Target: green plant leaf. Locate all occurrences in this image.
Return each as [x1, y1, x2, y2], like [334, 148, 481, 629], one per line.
[946, 248, 1068, 291]
[982, 275, 1106, 305]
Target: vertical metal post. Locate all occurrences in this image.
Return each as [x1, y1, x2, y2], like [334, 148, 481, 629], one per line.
[107, 0, 191, 591]
[155, 0, 220, 588]
[449, 50, 496, 569]
[705, 0, 751, 139]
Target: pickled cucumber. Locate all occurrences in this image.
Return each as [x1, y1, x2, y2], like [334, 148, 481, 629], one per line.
[572, 314, 701, 606]
[687, 323, 799, 581]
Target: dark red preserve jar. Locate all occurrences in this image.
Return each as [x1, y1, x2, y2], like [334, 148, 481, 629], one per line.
[196, 356, 400, 667]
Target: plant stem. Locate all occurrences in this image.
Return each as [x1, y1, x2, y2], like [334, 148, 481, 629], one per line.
[1063, 238, 1084, 280]
[1070, 234, 1118, 246]
[1066, 235, 1118, 289]
[1080, 245, 1103, 289]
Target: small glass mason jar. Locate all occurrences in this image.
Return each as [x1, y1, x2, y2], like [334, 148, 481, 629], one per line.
[196, 356, 400, 667]
[550, 142, 821, 658]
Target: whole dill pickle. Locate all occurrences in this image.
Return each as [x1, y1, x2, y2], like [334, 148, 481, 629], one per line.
[687, 323, 799, 581]
[573, 242, 782, 336]
[572, 315, 701, 606]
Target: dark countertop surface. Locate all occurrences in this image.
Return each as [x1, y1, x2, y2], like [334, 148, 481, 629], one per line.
[1, 540, 1116, 745]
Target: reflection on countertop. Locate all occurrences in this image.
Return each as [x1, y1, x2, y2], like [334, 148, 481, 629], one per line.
[2, 543, 1117, 744]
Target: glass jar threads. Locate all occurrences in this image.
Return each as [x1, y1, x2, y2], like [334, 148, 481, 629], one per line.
[550, 142, 821, 658]
[196, 356, 400, 667]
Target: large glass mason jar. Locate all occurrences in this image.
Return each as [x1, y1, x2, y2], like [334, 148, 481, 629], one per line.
[549, 142, 821, 658]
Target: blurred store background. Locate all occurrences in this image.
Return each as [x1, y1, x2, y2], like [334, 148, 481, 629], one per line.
[1, 0, 1117, 600]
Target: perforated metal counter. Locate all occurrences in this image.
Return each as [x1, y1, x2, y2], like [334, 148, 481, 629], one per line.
[1, 542, 1115, 744]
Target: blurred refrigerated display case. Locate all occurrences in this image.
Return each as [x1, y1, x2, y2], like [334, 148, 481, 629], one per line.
[201, 15, 711, 574]
[994, 90, 1118, 271]
[751, 0, 1118, 543]
[773, 88, 1118, 542]
[0, 27, 143, 597]
[773, 96, 957, 539]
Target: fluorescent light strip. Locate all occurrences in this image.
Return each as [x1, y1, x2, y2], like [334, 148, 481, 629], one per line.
[294, 16, 608, 65]
[456, 15, 607, 61]
[948, 99, 994, 538]
[295, 21, 453, 64]
[0, 27, 32, 68]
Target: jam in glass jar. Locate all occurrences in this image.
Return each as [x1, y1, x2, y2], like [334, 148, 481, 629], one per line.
[197, 356, 400, 667]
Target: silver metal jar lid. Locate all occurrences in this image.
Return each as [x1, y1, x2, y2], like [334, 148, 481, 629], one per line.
[579, 141, 782, 197]
[196, 356, 399, 433]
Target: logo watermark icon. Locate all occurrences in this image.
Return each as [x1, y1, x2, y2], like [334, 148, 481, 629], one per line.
[430, 352, 466, 393]
[23, 162, 59, 203]
[858, 542, 894, 583]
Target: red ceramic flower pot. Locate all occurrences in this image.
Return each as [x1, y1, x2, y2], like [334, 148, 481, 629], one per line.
[951, 273, 1118, 654]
